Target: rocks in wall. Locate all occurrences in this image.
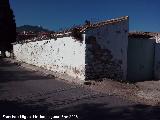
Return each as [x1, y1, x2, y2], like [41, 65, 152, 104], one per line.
[13, 17, 129, 82]
[85, 36, 123, 80]
[13, 37, 86, 82]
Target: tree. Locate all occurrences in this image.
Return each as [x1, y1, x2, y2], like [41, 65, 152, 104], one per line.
[0, 0, 16, 57]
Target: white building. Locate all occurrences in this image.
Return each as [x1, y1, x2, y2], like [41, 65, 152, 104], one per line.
[13, 16, 129, 83]
[128, 32, 160, 82]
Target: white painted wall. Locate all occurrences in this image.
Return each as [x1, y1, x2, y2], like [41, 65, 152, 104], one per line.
[127, 38, 155, 81]
[154, 33, 160, 79]
[13, 37, 86, 82]
[13, 18, 128, 82]
[85, 19, 129, 80]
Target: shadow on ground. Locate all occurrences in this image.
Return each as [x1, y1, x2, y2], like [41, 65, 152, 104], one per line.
[0, 59, 54, 83]
[57, 103, 160, 120]
[0, 100, 160, 120]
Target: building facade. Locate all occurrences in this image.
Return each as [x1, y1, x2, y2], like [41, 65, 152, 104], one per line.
[128, 32, 160, 81]
[13, 16, 129, 83]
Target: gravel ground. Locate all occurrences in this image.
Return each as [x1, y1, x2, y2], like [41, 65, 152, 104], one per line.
[3, 58, 160, 106]
[87, 79, 160, 106]
[0, 58, 136, 119]
[1, 58, 160, 120]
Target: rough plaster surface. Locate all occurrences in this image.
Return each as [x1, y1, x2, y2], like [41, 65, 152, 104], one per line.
[13, 37, 86, 82]
[13, 19, 129, 82]
[154, 33, 160, 79]
[85, 19, 128, 80]
[127, 38, 155, 81]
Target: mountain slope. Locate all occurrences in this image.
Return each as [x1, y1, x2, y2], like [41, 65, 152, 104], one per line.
[16, 25, 52, 33]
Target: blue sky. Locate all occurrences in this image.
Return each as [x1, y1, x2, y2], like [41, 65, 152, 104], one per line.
[10, 0, 160, 32]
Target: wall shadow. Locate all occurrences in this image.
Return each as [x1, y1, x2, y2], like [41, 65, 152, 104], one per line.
[127, 42, 160, 83]
[85, 36, 123, 81]
[0, 59, 54, 83]
[54, 103, 160, 120]
[0, 100, 160, 120]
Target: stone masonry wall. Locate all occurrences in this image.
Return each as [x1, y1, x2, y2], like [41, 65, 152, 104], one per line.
[84, 19, 128, 80]
[13, 17, 129, 82]
[13, 37, 86, 83]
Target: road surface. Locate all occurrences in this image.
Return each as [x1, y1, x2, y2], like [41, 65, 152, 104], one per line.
[0, 58, 160, 120]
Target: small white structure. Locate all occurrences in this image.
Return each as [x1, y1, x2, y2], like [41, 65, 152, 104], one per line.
[153, 33, 160, 79]
[128, 32, 160, 81]
[0, 51, 12, 57]
[13, 16, 129, 83]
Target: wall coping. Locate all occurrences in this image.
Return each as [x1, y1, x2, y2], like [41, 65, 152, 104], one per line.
[13, 16, 129, 45]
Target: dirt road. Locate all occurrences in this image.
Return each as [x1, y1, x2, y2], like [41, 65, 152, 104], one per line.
[0, 58, 160, 120]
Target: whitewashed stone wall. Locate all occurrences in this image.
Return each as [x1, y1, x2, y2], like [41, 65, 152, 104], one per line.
[13, 37, 86, 83]
[84, 19, 129, 80]
[154, 33, 160, 79]
[13, 18, 129, 82]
